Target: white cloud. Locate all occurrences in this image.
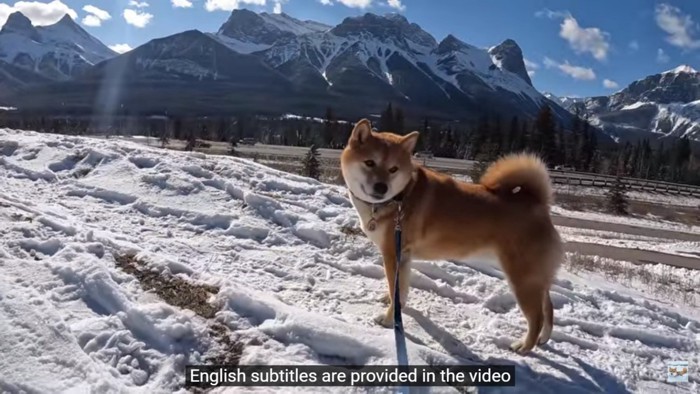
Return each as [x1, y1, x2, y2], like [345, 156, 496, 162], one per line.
[387, 0, 404, 11]
[523, 58, 539, 77]
[338, 0, 371, 7]
[628, 40, 640, 51]
[534, 8, 569, 20]
[0, 0, 78, 27]
[655, 3, 700, 50]
[559, 16, 610, 61]
[536, 9, 610, 61]
[172, 0, 193, 7]
[81, 5, 110, 27]
[123, 9, 152, 28]
[543, 57, 596, 80]
[128, 1, 150, 8]
[273, 0, 282, 14]
[81, 14, 100, 26]
[657, 48, 670, 63]
[603, 79, 619, 89]
[83, 5, 109, 20]
[317, 0, 372, 7]
[204, 0, 266, 12]
[109, 43, 133, 54]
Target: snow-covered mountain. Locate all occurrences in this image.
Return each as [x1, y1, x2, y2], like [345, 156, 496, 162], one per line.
[213, 9, 331, 54]
[556, 65, 700, 141]
[0, 12, 115, 81]
[7, 10, 575, 126]
[249, 12, 558, 119]
[543, 92, 584, 109]
[0, 59, 50, 97]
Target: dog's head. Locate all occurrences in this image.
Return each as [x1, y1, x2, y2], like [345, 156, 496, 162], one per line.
[340, 119, 419, 203]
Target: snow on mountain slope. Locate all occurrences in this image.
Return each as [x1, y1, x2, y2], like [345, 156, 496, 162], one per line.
[260, 12, 331, 35]
[230, 11, 548, 110]
[559, 65, 700, 140]
[1, 129, 699, 392]
[0, 13, 115, 80]
[432, 35, 542, 102]
[215, 9, 331, 53]
[544, 93, 585, 109]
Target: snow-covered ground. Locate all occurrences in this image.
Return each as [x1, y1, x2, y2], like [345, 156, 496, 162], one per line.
[551, 206, 699, 235]
[557, 226, 699, 259]
[1, 129, 699, 393]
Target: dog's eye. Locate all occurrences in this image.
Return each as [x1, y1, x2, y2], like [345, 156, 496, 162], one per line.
[389, 166, 398, 174]
[364, 160, 375, 167]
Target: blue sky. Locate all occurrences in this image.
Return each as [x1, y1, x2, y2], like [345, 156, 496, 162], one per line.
[1, 0, 699, 98]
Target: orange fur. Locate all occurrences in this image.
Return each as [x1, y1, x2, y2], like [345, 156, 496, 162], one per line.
[340, 119, 563, 355]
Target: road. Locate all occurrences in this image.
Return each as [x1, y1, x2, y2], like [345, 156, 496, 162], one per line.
[552, 216, 700, 243]
[235, 144, 477, 171]
[235, 144, 700, 195]
[564, 242, 700, 270]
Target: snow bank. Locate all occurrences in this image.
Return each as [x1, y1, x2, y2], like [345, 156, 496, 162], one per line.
[1, 128, 698, 393]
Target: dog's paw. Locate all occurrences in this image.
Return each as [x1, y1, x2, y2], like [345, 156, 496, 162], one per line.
[510, 339, 534, 355]
[537, 325, 552, 346]
[379, 293, 391, 305]
[374, 311, 394, 328]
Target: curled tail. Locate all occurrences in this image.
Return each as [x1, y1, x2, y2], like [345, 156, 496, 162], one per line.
[479, 153, 552, 206]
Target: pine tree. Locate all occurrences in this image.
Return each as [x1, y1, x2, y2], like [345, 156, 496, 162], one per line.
[229, 135, 238, 156]
[394, 107, 405, 135]
[469, 116, 489, 159]
[671, 137, 692, 182]
[379, 103, 395, 132]
[469, 160, 490, 184]
[606, 177, 629, 215]
[506, 116, 519, 153]
[159, 128, 169, 148]
[581, 120, 597, 171]
[172, 117, 183, 140]
[514, 119, 530, 153]
[216, 118, 228, 142]
[302, 145, 321, 180]
[488, 115, 504, 160]
[323, 107, 337, 148]
[535, 105, 556, 165]
[185, 130, 196, 151]
[641, 139, 652, 178]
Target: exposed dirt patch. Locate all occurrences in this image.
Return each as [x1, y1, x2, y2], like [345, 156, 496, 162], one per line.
[114, 253, 246, 379]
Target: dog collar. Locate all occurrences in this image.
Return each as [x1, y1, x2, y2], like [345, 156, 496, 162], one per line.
[348, 171, 416, 231]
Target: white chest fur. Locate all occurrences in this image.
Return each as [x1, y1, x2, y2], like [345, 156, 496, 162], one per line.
[348, 192, 387, 246]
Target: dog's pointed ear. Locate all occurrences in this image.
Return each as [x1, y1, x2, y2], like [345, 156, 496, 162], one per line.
[350, 119, 373, 144]
[401, 131, 420, 152]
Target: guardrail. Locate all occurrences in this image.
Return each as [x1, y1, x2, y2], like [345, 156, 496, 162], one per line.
[549, 170, 700, 196]
[248, 152, 700, 197]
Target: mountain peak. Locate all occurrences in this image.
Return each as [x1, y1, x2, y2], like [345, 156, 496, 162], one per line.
[1, 12, 38, 38]
[488, 38, 532, 86]
[331, 12, 436, 48]
[217, 8, 328, 46]
[662, 64, 698, 75]
[436, 34, 469, 53]
[56, 13, 79, 26]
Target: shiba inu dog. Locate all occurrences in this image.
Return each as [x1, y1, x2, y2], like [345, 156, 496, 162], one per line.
[340, 119, 563, 355]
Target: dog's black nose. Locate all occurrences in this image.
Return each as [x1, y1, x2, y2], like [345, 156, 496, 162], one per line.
[373, 182, 388, 195]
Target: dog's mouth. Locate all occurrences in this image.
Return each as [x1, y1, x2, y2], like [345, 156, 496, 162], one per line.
[360, 184, 389, 202]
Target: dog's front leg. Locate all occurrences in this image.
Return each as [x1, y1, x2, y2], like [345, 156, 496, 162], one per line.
[375, 241, 412, 328]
